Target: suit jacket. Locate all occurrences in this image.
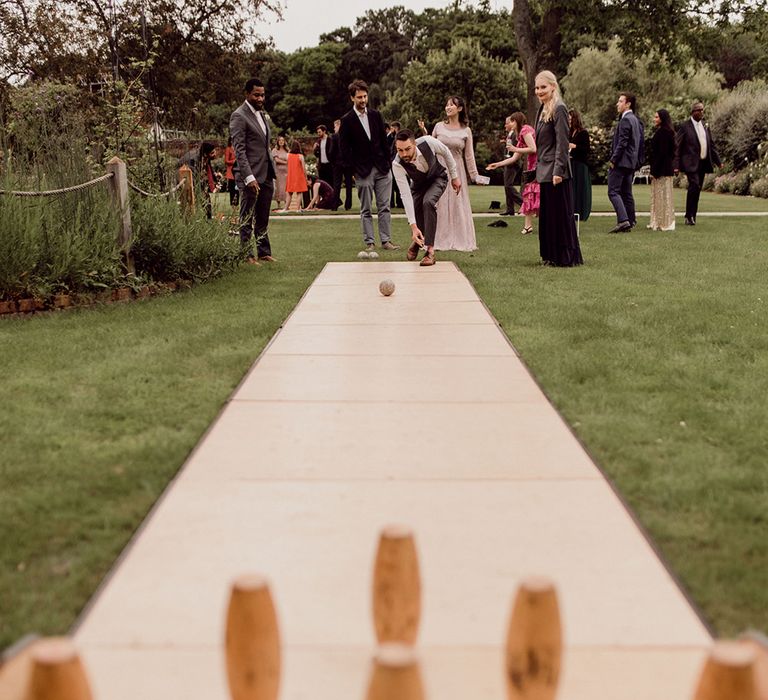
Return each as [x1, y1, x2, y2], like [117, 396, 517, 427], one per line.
[339, 107, 391, 178]
[535, 102, 572, 183]
[649, 128, 675, 178]
[610, 110, 642, 170]
[229, 101, 276, 188]
[674, 119, 721, 174]
[313, 136, 335, 164]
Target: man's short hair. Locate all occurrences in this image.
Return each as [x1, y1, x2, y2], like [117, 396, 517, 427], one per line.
[316, 124, 328, 133]
[244, 77, 264, 93]
[348, 79, 369, 96]
[620, 92, 637, 112]
[691, 101, 704, 113]
[396, 128, 415, 142]
[390, 121, 401, 130]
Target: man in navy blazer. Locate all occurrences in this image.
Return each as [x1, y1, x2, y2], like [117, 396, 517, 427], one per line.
[674, 101, 721, 225]
[607, 92, 644, 233]
[230, 77, 277, 263]
[339, 79, 399, 251]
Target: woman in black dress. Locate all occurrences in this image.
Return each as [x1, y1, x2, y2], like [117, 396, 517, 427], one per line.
[648, 108, 676, 231]
[534, 71, 584, 267]
[568, 109, 592, 222]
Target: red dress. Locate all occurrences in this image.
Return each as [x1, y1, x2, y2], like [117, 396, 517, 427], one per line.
[285, 154, 308, 193]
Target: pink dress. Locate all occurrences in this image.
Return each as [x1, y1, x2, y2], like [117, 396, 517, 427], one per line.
[519, 124, 540, 216]
[432, 122, 479, 251]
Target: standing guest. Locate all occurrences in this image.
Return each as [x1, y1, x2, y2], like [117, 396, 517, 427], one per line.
[533, 70, 583, 267]
[388, 121, 404, 208]
[607, 92, 644, 233]
[271, 134, 289, 210]
[392, 129, 461, 267]
[486, 111, 539, 236]
[314, 125, 334, 185]
[230, 77, 277, 264]
[568, 109, 592, 222]
[330, 119, 353, 211]
[197, 141, 217, 220]
[432, 96, 484, 251]
[224, 137, 239, 211]
[674, 101, 721, 226]
[648, 108, 677, 231]
[281, 141, 308, 212]
[501, 114, 523, 216]
[306, 177, 336, 210]
[339, 79, 399, 251]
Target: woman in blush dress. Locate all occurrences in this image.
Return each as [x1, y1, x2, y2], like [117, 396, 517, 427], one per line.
[271, 134, 289, 210]
[487, 111, 539, 235]
[281, 140, 308, 212]
[534, 70, 583, 267]
[431, 96, 485, 251]
[648, 108, 676, 231]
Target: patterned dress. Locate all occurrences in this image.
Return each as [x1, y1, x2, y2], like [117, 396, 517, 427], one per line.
[432, 122, 479, 251]
[518, 124, 540, 216]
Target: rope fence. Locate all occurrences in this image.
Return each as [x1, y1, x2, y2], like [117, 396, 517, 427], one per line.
[0, 160, 196, 273]
[0, 172, 114, 198]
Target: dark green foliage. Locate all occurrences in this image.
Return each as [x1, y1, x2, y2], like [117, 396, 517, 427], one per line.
[130, 198, 242, 282]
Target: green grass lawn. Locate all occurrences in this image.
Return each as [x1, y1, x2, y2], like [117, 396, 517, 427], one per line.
[1, 209, 767, 648]
[258, 184, 768, 216]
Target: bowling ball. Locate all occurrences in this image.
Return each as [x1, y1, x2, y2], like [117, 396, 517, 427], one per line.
[379, 279, 395, 296]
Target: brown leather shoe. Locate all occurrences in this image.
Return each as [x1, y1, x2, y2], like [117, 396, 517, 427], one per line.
[419, 252, 435, 267]
[381, 241, 400, 251]
[246, 256, 261, 266]
[258, 255, 277, 262]
[406, 242, 420, 261]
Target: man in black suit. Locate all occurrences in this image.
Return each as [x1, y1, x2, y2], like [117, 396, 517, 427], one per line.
[330, 119, 353, 210]
[229, 77, 277, 264]
[501, 114, 523, 216]
[387, 121, 404, 208]
[674, 101, 721, 226]
[339, 79, 399, 251]
[607, 92, 644, 233]
[314, 125, 334, 185]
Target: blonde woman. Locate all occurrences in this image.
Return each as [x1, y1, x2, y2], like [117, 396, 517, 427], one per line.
[533, 70, 583, 267]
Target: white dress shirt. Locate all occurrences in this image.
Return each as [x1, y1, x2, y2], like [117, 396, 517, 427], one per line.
[392, 136, 458, 225]
[356, 108, 371, 140]
[692, 117, 708, 159]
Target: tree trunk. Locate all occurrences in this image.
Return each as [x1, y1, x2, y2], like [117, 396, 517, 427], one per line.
[512, 0, 565, 123]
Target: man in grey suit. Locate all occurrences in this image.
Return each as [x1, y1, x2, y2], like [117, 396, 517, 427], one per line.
[230, 77, 276, 264]
[607, 92, 643, 233]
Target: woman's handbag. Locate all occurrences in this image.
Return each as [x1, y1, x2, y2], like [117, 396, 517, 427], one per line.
[522, 169, 536, 184]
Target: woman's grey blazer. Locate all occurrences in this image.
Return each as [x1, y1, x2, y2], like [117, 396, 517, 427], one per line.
[535, 102, 572, 183]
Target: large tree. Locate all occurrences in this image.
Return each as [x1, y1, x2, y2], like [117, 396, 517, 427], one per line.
[512, 0, 768, 120]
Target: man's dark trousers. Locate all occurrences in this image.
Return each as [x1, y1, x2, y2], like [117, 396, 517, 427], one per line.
[503, 163, 523, 214]
[607, 166, 636, 224]
[684, 161, 707, 222]
[239, 179, 274, 258]
[413, 175, 448, 247]
[332, 164, 353, 210]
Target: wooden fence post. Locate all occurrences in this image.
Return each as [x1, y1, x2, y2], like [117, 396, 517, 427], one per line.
[178, 165, 195, 215]
[106, 156, 134, 272]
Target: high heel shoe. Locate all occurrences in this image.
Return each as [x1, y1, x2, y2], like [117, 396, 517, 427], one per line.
[521, 226, 533, 235]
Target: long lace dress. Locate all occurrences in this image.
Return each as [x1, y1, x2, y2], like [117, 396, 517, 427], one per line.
[271, 147, 289, 203]
[432, 122, 479, 251]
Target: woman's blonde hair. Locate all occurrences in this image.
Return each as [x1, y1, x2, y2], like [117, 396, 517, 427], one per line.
[535, 70, 562, 123]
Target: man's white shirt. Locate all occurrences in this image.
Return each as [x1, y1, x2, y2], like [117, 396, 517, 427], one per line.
[692, 117, 708, 159]
[356, 108, 371, 140]
[392, 136, 459, 225]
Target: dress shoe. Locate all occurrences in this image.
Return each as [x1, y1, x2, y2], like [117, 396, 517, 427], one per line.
[246, 256, 261, 266]
[419, 252, 435, 266]
[608, 221, 632, 233]
[258, 255, 277, 262]
[406, 242, 420, 261]
[500, 211, 516, 216]
[365, 243, 376, 252]
[381, 241, 400, 251]
[684, 217, 696, 226]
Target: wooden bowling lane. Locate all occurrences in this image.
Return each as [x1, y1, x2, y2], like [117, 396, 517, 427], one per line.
[72, 262, 712, 699]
